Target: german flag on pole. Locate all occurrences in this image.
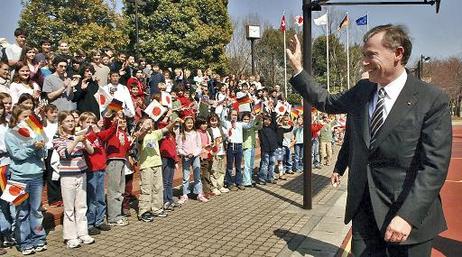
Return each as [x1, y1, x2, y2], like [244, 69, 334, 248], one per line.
[237, 95, 252, 105]
[338, 14, 349, 31]
[107, 99, 124, 112]
[25, 114, 47, 140]
[254, 101, 262, 114]
[0, 165, 8, 191]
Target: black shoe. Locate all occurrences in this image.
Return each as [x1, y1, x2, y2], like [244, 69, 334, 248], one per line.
[152, 210, 168, 218]
[244, 184, 254, 188]
[139, 212, 154, 222]
[88, 227, 101, 235]
[3, 235, 16, 247]
[96, 223, 112, 231]
[237, 185, 246, 190]
[257, 181, 267, 185]
[267, 180, 277, 184]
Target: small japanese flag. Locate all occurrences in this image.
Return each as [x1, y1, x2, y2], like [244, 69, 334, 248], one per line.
[0, 180, 28, 205]
[161, 92, 173, 108]
[94, 87, 113, 110]
[275, 101, 288, 116]
[144, 99, 167, 121]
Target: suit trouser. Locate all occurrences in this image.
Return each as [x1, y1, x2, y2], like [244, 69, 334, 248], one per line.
[352, 192, 433, 257]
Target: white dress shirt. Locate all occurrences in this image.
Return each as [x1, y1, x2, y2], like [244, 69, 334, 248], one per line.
[102, 83, 135, 118]
[368, 70, 407, 122]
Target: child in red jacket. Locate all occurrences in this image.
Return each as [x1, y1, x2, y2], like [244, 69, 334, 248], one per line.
[104, 110, 132, 226]
[79, 112, 117, 235]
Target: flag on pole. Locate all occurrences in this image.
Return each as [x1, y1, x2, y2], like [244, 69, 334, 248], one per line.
[314, 13, 328, 26]
[144, 99, 167, 121]
[338, 15, 349, 30]
[94, 87, 113, 110]
[275, 101, 288, 116]
[280, 15, 286, 32]
[294, 16, 304, 27]
[0, 165, 7, 191]
[355, 15, 367, 26]
[107, 99, 124, 112]
[161, 92, 173, 109]
[0, 180, 29, 206]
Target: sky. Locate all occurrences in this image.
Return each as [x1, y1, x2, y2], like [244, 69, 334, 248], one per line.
[1, 0, 461, 65]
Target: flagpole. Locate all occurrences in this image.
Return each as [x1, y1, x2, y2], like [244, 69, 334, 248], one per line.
[346, 12, 350, 90]
[326, 10, 330, 92]
[366, 12, 369, 31]
[283, 11, 288, 98]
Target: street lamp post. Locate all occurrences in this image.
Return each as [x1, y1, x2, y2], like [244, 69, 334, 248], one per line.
[418, 54, 431, 79]
[127, 0, 146, 59]
[246, 25, 261, 75]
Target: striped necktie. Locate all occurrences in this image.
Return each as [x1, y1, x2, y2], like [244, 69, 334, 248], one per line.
[370, 87, 386, 142]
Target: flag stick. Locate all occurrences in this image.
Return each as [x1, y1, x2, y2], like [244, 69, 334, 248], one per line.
[283, 11, 288, 98]
[326, 10, 330, 93]
[346, 12, 351, 90]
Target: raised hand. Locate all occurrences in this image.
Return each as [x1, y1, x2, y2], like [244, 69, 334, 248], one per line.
[286, 34, 303, 74]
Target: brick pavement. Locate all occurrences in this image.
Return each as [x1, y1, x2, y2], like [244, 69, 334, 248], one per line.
[6, 154, 349, 257]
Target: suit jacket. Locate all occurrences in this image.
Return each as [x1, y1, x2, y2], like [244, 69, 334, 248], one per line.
[290, 71, 451, 244]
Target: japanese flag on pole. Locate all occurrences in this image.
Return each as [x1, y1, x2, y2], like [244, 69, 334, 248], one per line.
[275, 101, 288, 116]
[0, 180, 29, 206]
[144, 99, 167, 121]
[161, 92, 173, 108]
[94, 87, 113, 111]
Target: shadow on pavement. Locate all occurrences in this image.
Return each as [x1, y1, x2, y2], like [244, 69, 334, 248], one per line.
[255, 185, 303, 209]
[274, 228, 347, 257]
[432, 235, 462, 257]
[281, 172, 331, 196]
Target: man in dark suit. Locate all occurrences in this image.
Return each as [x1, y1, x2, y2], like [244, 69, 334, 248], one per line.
[287, 24, 451, 256]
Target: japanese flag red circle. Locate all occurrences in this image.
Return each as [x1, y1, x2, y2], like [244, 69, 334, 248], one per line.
[152, 106, 162, 116]
[8, 185, 21, 196]
[18, 128, 30, 137]
[100, 95, 107, 105]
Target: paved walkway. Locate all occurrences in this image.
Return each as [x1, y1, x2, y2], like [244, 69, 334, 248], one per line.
[5, 153, 351, 257]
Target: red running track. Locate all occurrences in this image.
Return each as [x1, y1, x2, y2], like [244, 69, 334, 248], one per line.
[432, 125, 462, 257]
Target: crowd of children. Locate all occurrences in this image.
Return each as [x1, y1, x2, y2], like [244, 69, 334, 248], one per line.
[0, 28, 346, 255]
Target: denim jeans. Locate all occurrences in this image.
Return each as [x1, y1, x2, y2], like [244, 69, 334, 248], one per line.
[293, 144, 304, 172]
[182, 156, 202, 195]
[283, 146, 293, 173]
[86, 170, 106, 227]
[162, 157, 175, 204]
[312, 138, 321, 166]
[242, 148, 255, 186]
[225, 143, 243, 186]
[258, 150, 276, 182]
[15, 176, 46, 251]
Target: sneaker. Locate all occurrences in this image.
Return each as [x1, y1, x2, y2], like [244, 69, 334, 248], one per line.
[66, 239, 81, 249]
[152, 210, 168, 218]
[21, 248, 35, 255]
[96, 223, 112, 231]
[3, 235, 16, 247]
[197, 194, 209, 203]
[139, 212, 154, 222]
[109, 219, 129, 226]
[178, 195, 188, 205]
[79, 235, 95, 245]
[237, 185, 246, 190]
[219, 187, 230, 193]
[212, 188, 222, 196]
[34, 243, 47, 252]
[163, 202, 174, 211]
[88, 227, 101, 235]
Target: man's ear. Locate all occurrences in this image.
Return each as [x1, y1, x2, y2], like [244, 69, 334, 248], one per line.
[395, 46, 405, 64]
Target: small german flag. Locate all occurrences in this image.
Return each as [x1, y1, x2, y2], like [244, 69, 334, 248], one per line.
[0, 165, 8, 191]
[236, 95, 252, 105]
[107, 99, 124, 112]
[254, 102, 262, 114]
[25, 114, 46, 138]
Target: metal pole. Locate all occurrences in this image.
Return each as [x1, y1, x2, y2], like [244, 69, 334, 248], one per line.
[326, 10, 330, 93]
[135, 1, 139, 59]
[302, 0, 313, 210]
[251, 39, 256, 75]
